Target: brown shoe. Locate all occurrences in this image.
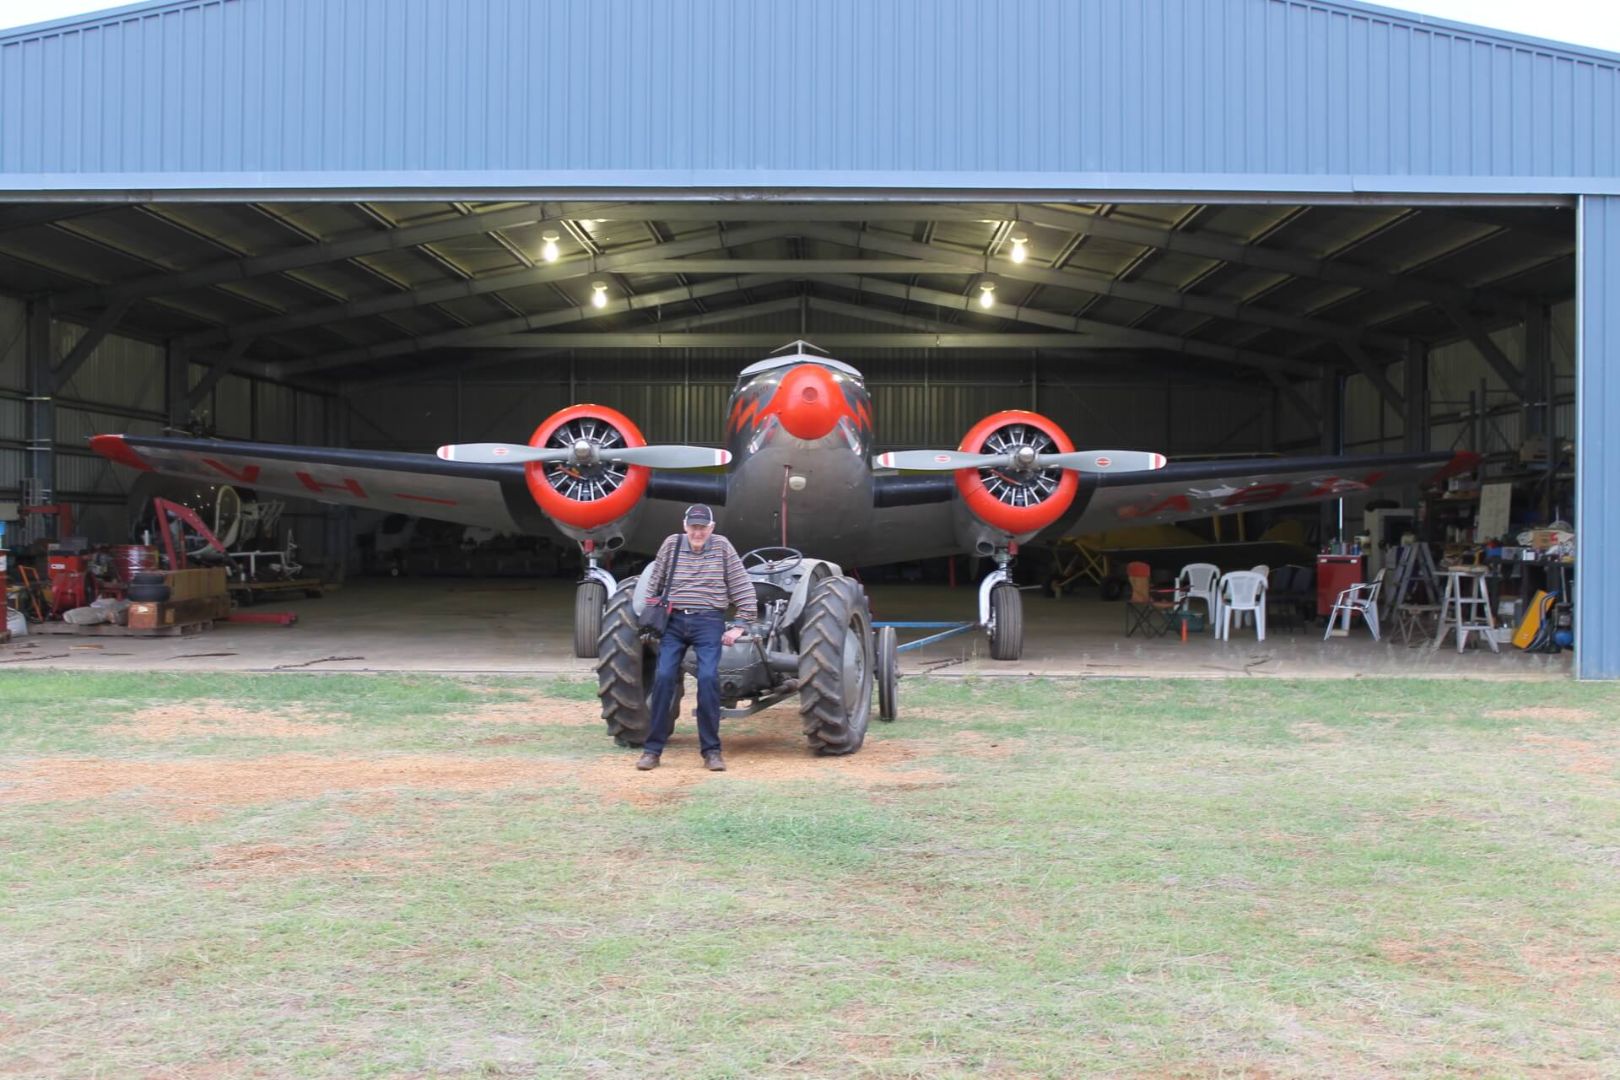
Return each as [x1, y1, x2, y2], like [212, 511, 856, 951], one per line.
[635, 752, 660, 771]
[703, 751, 726, 772]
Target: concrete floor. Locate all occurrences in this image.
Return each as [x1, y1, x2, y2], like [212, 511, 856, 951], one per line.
[1, 578, 1573, 679]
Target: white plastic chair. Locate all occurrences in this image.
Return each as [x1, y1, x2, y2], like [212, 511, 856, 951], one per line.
[1236, 564, 1271, 627]
[1324, 569, 1386, 642]
[1176, 562, 1220, 620]
[1216, 570, 1268, 641]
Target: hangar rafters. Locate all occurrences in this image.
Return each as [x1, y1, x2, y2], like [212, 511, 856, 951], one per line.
[795, 222, 1409, 355]
[52, 202, 613, 313]
[178, 223, 802, 353]
[273, 274, 798, 377]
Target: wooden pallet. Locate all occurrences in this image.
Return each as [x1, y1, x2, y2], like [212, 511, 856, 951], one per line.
[31, 596, 226, 637]
[30, 617, 214, 638]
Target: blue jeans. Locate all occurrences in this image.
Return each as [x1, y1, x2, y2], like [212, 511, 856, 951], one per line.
[643, 609, 724, 756]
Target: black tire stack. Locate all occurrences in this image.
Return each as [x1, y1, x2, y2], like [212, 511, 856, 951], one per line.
[127, 571, 170, 604]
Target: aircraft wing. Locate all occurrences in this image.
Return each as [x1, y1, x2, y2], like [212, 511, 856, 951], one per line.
[1056, 450, 1479, 535]
[89, 434, 725, 541]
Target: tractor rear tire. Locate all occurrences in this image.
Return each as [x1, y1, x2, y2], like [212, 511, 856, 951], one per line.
[988, 584, 1023, 661]
[574, 580, 606, 658]
[798, 575, 874, 755]
[597, 587, 681, 747]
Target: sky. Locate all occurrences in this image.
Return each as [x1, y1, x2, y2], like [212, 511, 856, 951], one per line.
[2, 0, 1619, 53]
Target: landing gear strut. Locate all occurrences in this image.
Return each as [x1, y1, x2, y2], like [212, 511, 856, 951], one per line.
[982, 549, 1024, 661]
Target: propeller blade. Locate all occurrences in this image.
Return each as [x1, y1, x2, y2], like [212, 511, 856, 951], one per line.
[877, 448, 1167, 472]
[436, 443, 568, 464]
[603, 446, 732, 468]
[436, 442, 730, 469]
[876, 449, 1006, 470]
[1040, 450, 1168, 472]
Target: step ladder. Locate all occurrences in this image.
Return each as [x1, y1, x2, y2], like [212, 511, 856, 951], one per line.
[1433, 567, 1500, 653]
[1382, 541, 1441, 617]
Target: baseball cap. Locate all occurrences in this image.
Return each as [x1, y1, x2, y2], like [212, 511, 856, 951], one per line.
[683, 504, 715, 526]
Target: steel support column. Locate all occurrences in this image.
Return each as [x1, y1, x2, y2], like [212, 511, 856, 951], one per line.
[1402, 340, 1429, 453]
[165, 344, 191, 431]
[1576, 196, 1618, 678]
[1320, 373, 1345, 544]
[23, 302, 54, 542]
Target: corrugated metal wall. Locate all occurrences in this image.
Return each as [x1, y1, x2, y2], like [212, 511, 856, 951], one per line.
[1340, 299, 1578, 458]
[0, 298, 26, 502]
[1577, 197, 1616, 679]
[2, 0, 1617, 189]
[0, 306, 337, 558]
[348, 355, 1273, 458]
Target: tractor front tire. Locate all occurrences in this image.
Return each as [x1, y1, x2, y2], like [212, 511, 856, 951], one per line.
[597, 587, 680, 747]
[797, 576, 874, 755]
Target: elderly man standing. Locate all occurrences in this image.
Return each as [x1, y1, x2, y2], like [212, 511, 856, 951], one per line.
[636, 504, 757, 772]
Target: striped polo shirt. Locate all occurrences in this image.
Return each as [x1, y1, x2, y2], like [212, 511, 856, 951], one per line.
[645, 534, 758, 621]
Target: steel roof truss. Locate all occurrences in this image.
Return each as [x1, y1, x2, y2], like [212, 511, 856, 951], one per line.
[182, 222, 797, 350]
[798, 222, 1407, 353]
[55, 201, 618, 312]
[272, 273, 793, 377]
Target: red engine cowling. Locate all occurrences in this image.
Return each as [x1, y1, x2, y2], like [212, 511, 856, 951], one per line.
[524, 405, 650, 531]
[955, 410, 1079, 536]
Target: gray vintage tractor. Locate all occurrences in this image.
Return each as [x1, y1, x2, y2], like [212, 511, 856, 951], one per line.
[596, 547, 899, 755]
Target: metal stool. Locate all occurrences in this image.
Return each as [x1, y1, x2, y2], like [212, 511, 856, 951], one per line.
[1432, 568, 1499, 653]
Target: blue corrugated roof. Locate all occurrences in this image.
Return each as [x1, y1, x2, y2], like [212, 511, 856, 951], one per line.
[0, 0, 220, 42]
[1321, 1, 1620, 65]
[1, 0, 1616, 193]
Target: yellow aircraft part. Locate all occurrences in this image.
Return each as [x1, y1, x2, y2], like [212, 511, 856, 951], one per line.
[1512, 590, 1553, 650]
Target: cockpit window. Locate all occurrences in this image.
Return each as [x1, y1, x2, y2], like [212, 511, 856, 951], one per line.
[737, 353, 864, 383]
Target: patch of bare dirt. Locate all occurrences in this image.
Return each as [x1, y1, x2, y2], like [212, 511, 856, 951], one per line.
[1515, 732, 1616, 780]
[462, 694, 600, 727]
[0, 755, 559, 810]
[0, 731, 951, 815]
[1519, 943, 1620, 986]
[200, 841, 423, 877]
[1378, 936, 1525, 987]
[106, 704, 339, 741]
[1491, 706, 1599, 723]
[576, 730, 952, 807]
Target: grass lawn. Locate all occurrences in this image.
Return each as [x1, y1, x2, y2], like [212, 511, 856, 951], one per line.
[1, 672, 1617, 1078]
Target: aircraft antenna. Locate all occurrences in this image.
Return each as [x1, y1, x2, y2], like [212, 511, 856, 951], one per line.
[772, 339, 828, 355]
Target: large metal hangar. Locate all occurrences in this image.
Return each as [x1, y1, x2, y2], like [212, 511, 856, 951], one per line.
[0, 0, 1611, 676]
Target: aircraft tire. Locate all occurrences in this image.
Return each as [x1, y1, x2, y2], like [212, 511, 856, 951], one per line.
[875, 623, 899, 722]
[573, 580, 606, 658]
[798, 575, 874, 755]
[597, 587, 680, 748]
[989, 584, 1023, 661]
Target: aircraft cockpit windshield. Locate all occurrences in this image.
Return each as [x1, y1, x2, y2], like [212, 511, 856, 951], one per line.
[736, 353, 864, 388]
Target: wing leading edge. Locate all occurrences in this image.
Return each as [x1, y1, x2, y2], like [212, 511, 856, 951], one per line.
[1057, 450, 1479, 535]
[89, 434, 726, 540]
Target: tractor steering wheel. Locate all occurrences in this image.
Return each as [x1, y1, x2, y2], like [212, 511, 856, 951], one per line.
[741, 546, 803, 575]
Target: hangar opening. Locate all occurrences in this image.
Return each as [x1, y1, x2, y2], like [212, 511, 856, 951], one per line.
[0, 196, 1579, 674]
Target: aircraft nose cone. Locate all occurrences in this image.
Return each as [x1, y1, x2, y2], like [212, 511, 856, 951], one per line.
[774, 365, 842, 440]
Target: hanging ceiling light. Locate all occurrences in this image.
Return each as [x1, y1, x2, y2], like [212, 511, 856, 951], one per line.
[541, 231, 560, 263]
[978, 282, 996, 309]
[1009, 235, 1028, 264]
[591, 281, 609, 309]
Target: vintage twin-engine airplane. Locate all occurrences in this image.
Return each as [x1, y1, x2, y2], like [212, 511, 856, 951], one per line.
[90, 342, 1476, 661]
